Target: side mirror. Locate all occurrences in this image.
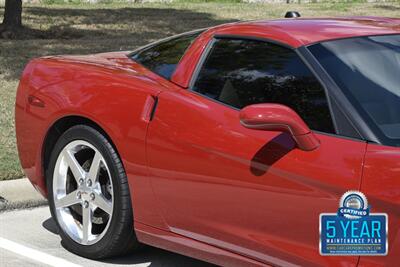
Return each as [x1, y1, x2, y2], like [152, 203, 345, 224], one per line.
[239, 104, 320, 151]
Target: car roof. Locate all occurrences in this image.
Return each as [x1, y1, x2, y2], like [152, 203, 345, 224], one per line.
[207, 16, 400, 47]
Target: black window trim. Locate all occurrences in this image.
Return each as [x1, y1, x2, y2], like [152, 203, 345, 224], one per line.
[302, 44, 378, 144]
[297, 46, 363, 141]
[186, 34, 359, 139]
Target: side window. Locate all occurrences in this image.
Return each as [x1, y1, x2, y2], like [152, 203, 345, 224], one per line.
[192, 38, 335, 133]
[132, 32, 201, 80]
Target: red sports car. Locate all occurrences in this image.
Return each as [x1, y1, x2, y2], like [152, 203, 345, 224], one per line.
[15, 16, 400, 266]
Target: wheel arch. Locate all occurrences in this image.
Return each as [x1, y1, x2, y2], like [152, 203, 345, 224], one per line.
[42, 115, 123, 189]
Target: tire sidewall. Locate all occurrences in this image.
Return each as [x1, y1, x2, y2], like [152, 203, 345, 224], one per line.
[46, 125, 133, 257]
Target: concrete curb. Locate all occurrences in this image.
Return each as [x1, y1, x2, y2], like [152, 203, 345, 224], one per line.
[0, 178, 47, 212]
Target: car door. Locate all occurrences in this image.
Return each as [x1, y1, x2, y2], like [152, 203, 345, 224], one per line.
[146, 37, 365, 266]
[357, 144, 400, 267]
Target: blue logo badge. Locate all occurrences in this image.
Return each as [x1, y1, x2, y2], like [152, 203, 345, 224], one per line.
[319, 191, 388, 256]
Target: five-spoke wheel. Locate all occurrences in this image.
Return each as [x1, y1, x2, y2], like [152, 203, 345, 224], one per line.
[53, 140, 113, 245]
[47, 125, 139, 259]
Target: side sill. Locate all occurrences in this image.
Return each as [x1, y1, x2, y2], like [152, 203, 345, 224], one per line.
[134, 222, 267, 267]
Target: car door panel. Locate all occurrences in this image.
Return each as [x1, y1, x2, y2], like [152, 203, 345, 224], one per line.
[358, 144, 400, 267]
[146, 89, 365, 266]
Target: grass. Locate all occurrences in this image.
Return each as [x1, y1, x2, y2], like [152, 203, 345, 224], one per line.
[1, 1, 400, 180]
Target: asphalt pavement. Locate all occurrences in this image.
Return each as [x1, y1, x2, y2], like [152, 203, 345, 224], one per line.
[0, 207, 214, 267]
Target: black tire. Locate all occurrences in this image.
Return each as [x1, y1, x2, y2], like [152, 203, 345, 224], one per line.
[46, 125, 140, 259]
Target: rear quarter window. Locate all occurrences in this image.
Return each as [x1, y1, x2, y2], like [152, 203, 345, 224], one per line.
[131, 32, 202, 80]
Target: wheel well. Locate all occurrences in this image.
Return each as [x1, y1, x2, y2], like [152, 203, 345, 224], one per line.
[42, 116, 118, 180]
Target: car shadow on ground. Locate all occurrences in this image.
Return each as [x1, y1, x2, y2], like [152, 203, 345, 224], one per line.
[42, 217, 215, 266]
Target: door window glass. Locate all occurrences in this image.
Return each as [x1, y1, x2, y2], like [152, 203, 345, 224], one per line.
[192, 38, 335, 133]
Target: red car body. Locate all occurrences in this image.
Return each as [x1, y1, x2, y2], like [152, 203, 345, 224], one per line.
[15, 17, 400, 266]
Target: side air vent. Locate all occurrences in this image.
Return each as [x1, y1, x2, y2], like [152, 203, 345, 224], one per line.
[285, 11, 301, 18]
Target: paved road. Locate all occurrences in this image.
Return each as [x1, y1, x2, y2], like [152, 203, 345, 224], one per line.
[0, 207, 214, 267]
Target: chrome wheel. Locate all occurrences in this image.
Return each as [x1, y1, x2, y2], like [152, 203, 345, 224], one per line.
[52, 140, 114, 245]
